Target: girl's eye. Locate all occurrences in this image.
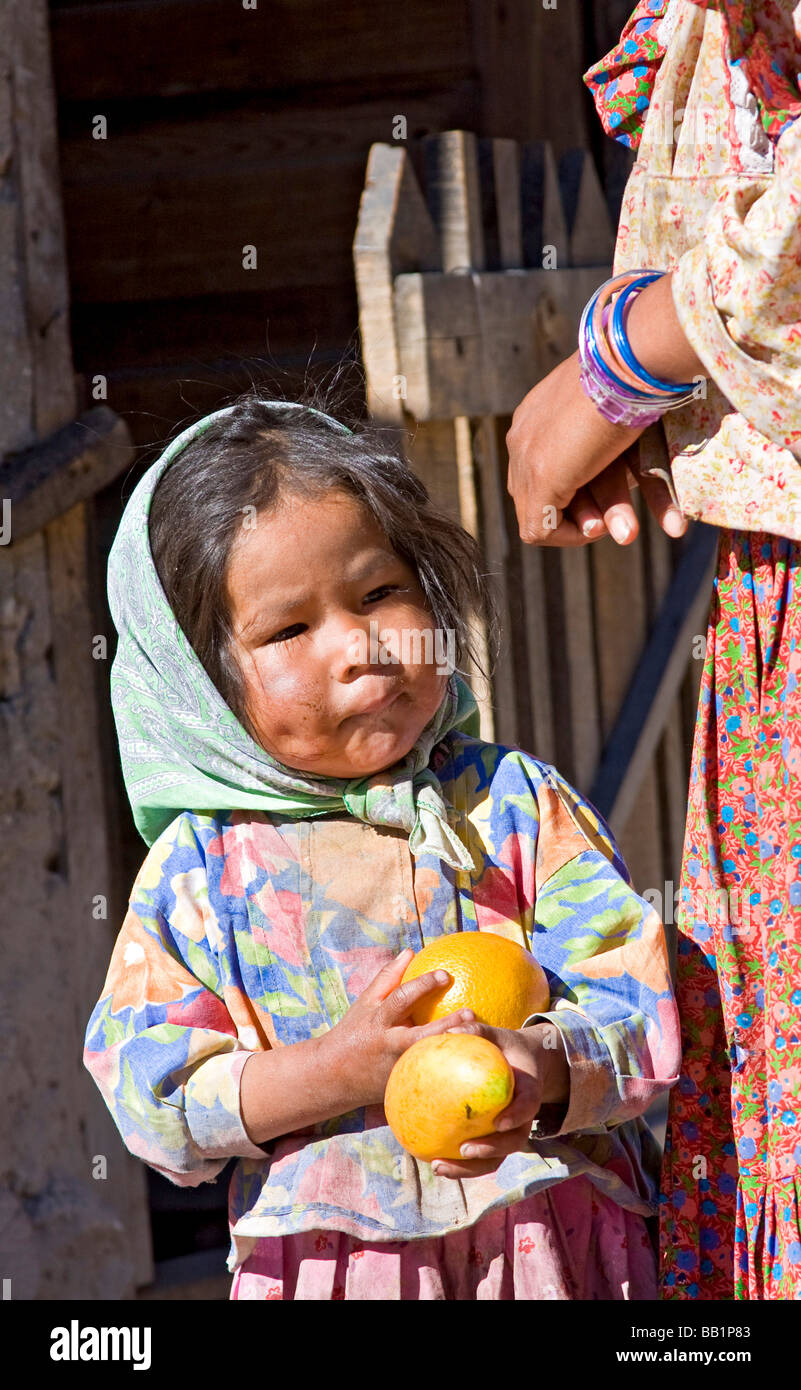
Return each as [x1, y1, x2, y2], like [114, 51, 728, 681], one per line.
[266, 623, 306, 645]
[364, 585, 403, 603]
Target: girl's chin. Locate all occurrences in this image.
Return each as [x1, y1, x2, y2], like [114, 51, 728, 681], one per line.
[273, 725, 427, 779]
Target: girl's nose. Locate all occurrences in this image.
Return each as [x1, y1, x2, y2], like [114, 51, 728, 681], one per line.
[330, 614, 393, 678]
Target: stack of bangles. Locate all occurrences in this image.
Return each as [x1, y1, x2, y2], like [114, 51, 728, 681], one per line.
[578, 268, 704, 428]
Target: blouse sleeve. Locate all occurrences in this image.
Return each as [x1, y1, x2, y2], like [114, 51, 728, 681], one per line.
[670, 115, 801, 458]
[525, 766, 681, 1138]
[83, 817, 268, 1186]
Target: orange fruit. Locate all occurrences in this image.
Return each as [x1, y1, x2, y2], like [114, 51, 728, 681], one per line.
[384, 1032, 514, 1161]
[401, 931, 550, 1029]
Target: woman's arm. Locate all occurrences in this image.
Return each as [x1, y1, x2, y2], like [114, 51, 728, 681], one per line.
[624, 271, 707, 383]
[669, 117, 801, 456]
[508, 118, 801, 548]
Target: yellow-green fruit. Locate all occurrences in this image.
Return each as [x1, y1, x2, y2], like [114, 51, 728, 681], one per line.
[384, 1031, 514, 1162]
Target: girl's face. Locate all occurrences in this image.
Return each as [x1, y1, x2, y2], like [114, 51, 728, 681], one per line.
[225, 488, 449, 777]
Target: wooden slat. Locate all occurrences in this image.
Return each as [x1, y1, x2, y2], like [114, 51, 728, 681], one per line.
[558, 148, 617, 268]
[11, 0, 74, 435]
[467, 1, 535, 145]
[353, 143, 439, 423]
[644, 505, 693, 885]
[520, 541, 557, 766]
[0, 407, 135, 543]
[526, 4, 594, 155]
[590, 520, 720, 832]
[520, 141, 569, 269]
[50, 0, 475, 102]
[421, 130, 523, 744]
[588, 487, 659, 890]
[478, 138, 522, 270]
[559, 545, 602, 790]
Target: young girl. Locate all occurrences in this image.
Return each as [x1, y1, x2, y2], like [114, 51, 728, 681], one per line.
[84, 391, 681, 1301]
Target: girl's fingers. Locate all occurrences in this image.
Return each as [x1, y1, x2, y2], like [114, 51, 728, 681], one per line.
[381, 968, 454, 1023]
[362, 949, 416, 1003]
[413, 1008, 476, 1040]
[432, 1123, 532, 1178]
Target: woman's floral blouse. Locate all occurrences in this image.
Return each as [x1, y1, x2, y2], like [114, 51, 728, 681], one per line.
[585, 0, 801, 540]
[83, 735, 680, 1276]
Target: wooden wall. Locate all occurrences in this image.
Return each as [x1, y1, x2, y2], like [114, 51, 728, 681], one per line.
[48, 0, 634, 455]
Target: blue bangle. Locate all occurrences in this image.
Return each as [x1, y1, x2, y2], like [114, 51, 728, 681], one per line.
[610, 276, 698, 394]
[583, 286, 660, 400]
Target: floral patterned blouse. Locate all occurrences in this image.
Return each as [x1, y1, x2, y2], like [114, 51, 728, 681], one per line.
[584, 0, 801, 539]
[83, 735, 680, 1275]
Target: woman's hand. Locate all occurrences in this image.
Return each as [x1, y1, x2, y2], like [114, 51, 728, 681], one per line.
[506, 350, 685, 547]
[429, 1020, 570, 1180]
[507, 273, 704, 549]
[319, 948, 474, 1111]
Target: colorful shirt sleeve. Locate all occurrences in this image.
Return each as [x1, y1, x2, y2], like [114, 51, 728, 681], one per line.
[83, 816, 267, 1185]
[671, 114, 801, 458]
[524, 765, 681, 1138]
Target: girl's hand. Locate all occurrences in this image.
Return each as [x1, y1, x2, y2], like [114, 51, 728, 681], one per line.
[428, 1020, 570, 1180]
[319, 948, 475, 1111]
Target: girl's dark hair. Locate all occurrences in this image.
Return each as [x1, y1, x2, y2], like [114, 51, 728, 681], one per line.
[148, 385, 500, 737]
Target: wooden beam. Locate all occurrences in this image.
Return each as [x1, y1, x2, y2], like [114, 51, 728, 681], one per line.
[394, 265, 605, 419]
[353, 143, 440, 423]
[0, 406, 135, 544]
[589, 521, 720, 831]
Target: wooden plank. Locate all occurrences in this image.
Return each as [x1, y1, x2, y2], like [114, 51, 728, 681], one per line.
[423, 130, 486, 274]
[520, 542, 557, 765]
[393, 264, 605, 419]
[559, 545, 601, 791]
[558, 148, 617, 269]
[589, 520, 720, 832]
[403, 418, 493, 739]
[0, 406, 135, 544]
[588, 487, 656, 890]
[406, 132, 498, 739]
[471, 415, 518, 745]
[50, 0, 475, 102]
[353, 143, 439, 423]
[10, 0, 74, 435]
[0, 201, 34, 455]
[60, 90, 472, 305]
[467, 1, 534, 144]
[644, 505, 693, 885]
[521, 141, 569, 269]
[0, 0, 153, 1296]
[526, 4, 594, 156]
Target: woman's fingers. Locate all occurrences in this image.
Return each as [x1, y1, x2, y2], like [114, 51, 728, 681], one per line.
[565, 486, 607, 539]
[636, 466, 688, 537]
[586, 456, 640, 545]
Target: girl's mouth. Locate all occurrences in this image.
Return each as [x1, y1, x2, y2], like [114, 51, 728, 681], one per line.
[346, 688, 403, 720]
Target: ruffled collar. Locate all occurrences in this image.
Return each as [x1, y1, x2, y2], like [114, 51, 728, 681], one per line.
[584, 0, 801, 151]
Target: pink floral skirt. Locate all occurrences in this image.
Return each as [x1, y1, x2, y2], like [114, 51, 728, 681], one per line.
[229, 1175, 657, 1300]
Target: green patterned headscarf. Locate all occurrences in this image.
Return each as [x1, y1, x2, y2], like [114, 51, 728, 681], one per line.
[107, 402, 481, 871]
